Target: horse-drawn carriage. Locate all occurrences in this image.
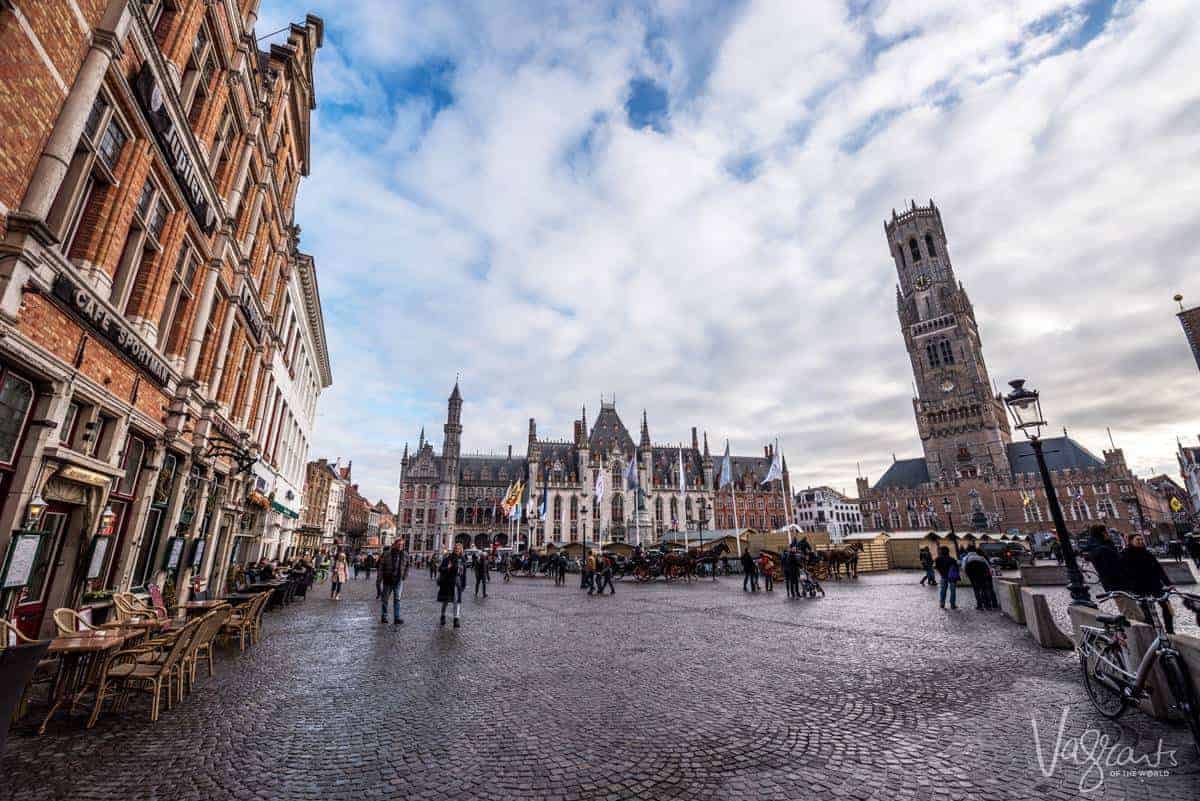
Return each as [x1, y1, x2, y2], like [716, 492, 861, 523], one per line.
[624, 543, 727, 582]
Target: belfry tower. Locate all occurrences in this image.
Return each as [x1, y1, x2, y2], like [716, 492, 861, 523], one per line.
[886, 200, 1011, 482]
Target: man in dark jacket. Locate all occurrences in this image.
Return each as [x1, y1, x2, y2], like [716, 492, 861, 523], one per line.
[1118, 534, 1175, 633]
[474, 553, 490, 598]
[378, 538, 409, 624]
[961, 546, 996, 610]
[1084, 525, 1122, 592]
[741, 549, 758, 592]
[783, 548, 801, 599]
[555, 553, 567, 586]
[933, 546, 958, 609]
[437, 543, 467, 627]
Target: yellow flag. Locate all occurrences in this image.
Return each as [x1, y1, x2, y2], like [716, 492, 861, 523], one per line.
[1170, 496, 1183, 513]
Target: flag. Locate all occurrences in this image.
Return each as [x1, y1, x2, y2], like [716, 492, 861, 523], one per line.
[594, 469, 605, 505]
[538, 478, 548, 520]
[502, 480, 524, 516]
[719, 441, 733, 489]
[623, 455, 638, 491]
[678, 448, 686, 496]
[762, 441, 783, 484]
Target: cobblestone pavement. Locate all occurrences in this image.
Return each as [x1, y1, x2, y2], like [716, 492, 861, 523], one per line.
[5, 572, 1200, 800]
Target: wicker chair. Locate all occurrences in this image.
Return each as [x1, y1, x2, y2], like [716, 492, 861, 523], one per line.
[103, 617, 202, 723]
[249, 591, 271, 645]
[219, 597, 257, 652]
[113, 592, 168, 623]
[183, 605, 230, 689]
[52, 608, 98, 636]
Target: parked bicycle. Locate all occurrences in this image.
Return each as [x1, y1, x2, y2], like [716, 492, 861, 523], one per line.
[1077, 589, 1200, 754]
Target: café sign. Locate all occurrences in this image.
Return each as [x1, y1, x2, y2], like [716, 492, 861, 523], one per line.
[238, 283, 264, 341]
[53, 274, 172, 386]
[134, 64, 218, 235]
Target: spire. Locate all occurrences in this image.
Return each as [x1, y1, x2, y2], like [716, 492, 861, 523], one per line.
[449, 377, 461, 402]
[418, 427, 425, 449]
[640, 410, 650, 448]
[702, 431, 710, 458]
[402, 442, 408, 463]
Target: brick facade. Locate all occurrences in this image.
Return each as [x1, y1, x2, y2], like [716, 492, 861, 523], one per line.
[0, 2, 330, 638]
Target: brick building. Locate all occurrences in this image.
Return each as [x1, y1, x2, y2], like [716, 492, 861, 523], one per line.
[338, 462, 368, 551]
[857, 201, 1170, 542]
[0, 2, 330, 638]
[297, 457, 336, 554]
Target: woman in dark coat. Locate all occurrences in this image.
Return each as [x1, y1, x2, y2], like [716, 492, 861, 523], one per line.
[438, 543, 466, 627]
[1118, 534, 1175, 633]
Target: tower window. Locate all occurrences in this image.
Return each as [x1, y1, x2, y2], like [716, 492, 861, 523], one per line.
[897, 245, 906, 268]
[926, 342, 939, 368]
[924, 233, 937, 258]
[939, 340, 954, 364]
[909, 238, 922, 262]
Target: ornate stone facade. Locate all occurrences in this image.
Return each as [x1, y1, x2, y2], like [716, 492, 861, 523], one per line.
[398, 384, 791, 555]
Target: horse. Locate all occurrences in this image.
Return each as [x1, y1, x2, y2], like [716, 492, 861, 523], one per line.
[823, 542, 863, 579]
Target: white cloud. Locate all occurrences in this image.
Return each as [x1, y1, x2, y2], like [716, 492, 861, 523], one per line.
[261, 0, 1200, 503]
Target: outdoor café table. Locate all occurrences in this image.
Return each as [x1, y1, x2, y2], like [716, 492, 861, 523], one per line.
[182, 600, 228, 616]
[100, 617, 170, 635]
[39, 629, 133, 735]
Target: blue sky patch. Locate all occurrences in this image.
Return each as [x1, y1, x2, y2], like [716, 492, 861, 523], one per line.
[625, 77, 670, 132]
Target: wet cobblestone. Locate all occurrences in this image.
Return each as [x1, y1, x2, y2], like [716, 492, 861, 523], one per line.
[3, 572, 1199, 800]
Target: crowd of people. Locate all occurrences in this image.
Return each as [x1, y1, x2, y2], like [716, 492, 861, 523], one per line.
[738, 540, 818, 599]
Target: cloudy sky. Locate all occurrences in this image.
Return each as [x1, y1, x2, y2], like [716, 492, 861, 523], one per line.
[258, 0, 1200, 505]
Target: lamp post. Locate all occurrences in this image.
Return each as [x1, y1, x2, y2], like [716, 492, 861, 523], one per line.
[942, 497, 958, 557]
[1004, 379, 1094, 607]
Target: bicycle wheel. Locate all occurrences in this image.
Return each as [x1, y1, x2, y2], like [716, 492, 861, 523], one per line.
[1080, 641, 1127, 719]
[1161, 653, 1200, 756]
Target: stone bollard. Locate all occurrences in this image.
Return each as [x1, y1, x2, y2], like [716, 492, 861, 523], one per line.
[1019, 587, 1073, 649]
[994, 578, 1026, 624]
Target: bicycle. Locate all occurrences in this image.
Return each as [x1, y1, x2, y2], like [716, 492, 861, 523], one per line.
[1077, 589, 1200, 754]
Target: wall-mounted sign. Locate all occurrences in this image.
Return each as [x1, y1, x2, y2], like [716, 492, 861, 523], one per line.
[86, 536, 111, 580]
[57, 464, 114, 487]
[53, 274, 173, 386]
[239, 283, 265, 342]
[1, 532, 44, 590]
[134, 63, 218, 235]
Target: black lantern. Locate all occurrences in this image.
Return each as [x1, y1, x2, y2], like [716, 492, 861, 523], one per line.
[1003, 379, 1045, 437]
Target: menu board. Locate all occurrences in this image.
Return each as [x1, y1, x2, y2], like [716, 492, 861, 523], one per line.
[1, 532, 43, 590]
[165, 537, 185, 570]
[86, 536, 111, 580]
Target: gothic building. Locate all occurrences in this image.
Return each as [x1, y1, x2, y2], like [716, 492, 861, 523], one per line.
[397, 384, 792, 555]
[858, 201, 1170, 539]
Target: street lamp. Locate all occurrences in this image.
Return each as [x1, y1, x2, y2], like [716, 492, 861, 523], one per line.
[25, 491, 48, 528]
[1004, 379, 1094, 606]
[942, 497, 958, 557]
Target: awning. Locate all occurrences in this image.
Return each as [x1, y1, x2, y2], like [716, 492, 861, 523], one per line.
[271, 500, 299, 519]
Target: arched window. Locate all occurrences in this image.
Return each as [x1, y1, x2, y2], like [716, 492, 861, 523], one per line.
[685, 497, 692, 521]
[455, 507, 463, 524]
[612, 494, 623, 522]
[897, 245, 906, 268]
[554, 495, 562, 521]
[939, 339, 954, 364]
[416, 485, 425, 500]
[926, 342, 939, 368]
[655, 496, 663, 521]
[924, 233, 936, 257]
[909, 238, 922, 262]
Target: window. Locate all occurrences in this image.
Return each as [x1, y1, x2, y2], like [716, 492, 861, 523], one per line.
[110, 179, 170, 312]
[132, 507, 166, 589]
[46, 94, 128, 256]
[897, 245, 906, 268]
[0, 372, 34, 464]
[59, 401, 81, 445]
[909, 238, 922, 262]
[924, 233, 937, 257]
[926, 342, 940, 368]
[182, 19, 216, 125]
[939, 340, 955, 364]
[159, 244, 199, 353]
[554, 496, 562, 538]
[114, 434, 147, 497]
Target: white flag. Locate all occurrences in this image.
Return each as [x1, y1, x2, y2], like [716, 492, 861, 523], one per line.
[678, 448, 686, 497]
[594, 469, 606, 505]
[762, 441, 783, 484]
[719, 440, 733, 489]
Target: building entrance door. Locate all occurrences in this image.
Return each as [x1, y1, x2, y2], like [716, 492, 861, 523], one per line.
[13, 505, 72, 638]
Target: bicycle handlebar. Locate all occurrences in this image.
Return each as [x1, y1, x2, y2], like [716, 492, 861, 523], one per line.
[1097, 588, 1200, 605]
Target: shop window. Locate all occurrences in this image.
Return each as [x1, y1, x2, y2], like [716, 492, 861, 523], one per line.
[111, 178, 170, 312]
[0, 372, 34, 465]
[46, 93, 128, 257]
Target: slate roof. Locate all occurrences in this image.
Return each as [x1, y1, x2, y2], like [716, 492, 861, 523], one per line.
[1006, 437, 1104, 475]
[650, 446, 706, 488]
[458, 455, 527, 485]
[872, 458, 931, 490]
[537, 442, 580, 482]
[588, 404, 635, 457]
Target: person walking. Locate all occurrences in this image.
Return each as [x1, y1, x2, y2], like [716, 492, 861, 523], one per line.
[919, 546, 937, 586]
[933, 546, 958, 609]
[1188, 536, 1200, 570]
[1085, 525, 1122, 592]
[741, 549, 758, 592]
[758, 552, 775, 592]
[1168, 539, 1184, 564]
[437, 543, 467, 627]
[1119, 534, 1176, 634]
[378, 537, 409, 624]
[961, 546, 996, 610]
[474, 552, 490, 598]
[331, 553, 349, 601]
[429, 557, 438, 580]
[584, 552, 598, 595]
[555, 553, 567, 586]
[594, 555, 615, 595]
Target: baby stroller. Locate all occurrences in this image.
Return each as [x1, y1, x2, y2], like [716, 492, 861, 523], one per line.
[797, 555, 825, 598]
